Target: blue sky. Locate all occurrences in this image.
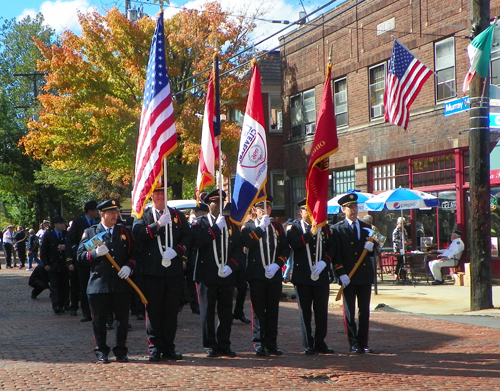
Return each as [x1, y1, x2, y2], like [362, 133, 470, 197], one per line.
[0, 0, 340, 48]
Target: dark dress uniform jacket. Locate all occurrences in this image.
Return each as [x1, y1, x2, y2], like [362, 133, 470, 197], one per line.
[77, 223, 137, 294]
[192, 215, 243, 285]
[331, 220, 375, 284]
[132, 206, 191, 277]
[41, 230, 67, 272]
[241, 220, 290, 281]
[287, 219, 334, 285]
[66, 214, 97, 264]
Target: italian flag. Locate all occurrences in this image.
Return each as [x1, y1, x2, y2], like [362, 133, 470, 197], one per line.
[463, 23, 495, 93]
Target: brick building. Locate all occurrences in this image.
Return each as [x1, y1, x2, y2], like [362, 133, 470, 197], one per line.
[279, 0, 500, 276]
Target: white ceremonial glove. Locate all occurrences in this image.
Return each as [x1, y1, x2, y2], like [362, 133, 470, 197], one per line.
[118, 265, 131, 279]
[220, 265, 233, 278]
[312, 260, 327, 276]
[265, 263, 281, 278]
[339, 274, 350, 288]
[257, 215, 271, 230]
[95, 244, 109, 257]
[163, 247, 177, 260]
[216, 215, 226, 230]
[364, 241, 374, 252]
[157, 212, 171, 227]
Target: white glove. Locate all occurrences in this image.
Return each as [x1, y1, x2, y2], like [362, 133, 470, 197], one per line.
[364, 241, 374, 252]
[95, 244, 109, 257]
[157, 212, 171, 227]
[257, 215, 271, 230]
[265, 263, 280, 278]
[216, 215, 226, 230]
[118, 265, 131, 279]
[162, 247, 177, 260]
[220, 265, 232, 278]
[339, 274, 350, 288]
[312, 260, 327, 276]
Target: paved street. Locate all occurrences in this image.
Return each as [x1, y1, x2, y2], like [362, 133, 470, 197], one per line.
[1, 264, 500, 390]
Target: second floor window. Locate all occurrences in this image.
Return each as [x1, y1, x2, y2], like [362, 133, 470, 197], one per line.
[270, 95, 282, 133]
[435, 37, 455, 101]
[291, 89, 316, 139]
[369, 63, 386, 119]
[334, 78, 348, 127]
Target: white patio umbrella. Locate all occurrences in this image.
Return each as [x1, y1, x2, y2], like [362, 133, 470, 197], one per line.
[365, 187, 439, 254]
[327, 190, 375, 214]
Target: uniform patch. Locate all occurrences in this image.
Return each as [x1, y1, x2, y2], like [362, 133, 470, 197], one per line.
[121, 234, 127, 241]
[286, 225, 293, 231]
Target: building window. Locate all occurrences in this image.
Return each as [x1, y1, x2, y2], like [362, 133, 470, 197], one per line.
[270, 171, 285, 209]
[331, 169, 355, 196]
[269, 95, 282, 133]
[369, 63, 386, 119]
[412, 155, 456, 187]
[372, 161, 410, 191]
[290, 89, 316, 139]
[334, 78, 348, 127]
[228, 108, 244, 125]
[435, 37, 456, 101]
[491, 27, 500, 87]
[291, 175, 306, 218]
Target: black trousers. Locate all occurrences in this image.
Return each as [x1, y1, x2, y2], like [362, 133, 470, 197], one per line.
[294, 283, 330, 349]
[47, 270, 69, 312]
[88, 291, 131, 357]
[197, 282, 233, 350]
[3, 243, 12, 267]
[17, 247, 26, 267]
[342, 283, 372, 348]
[233, 270, 248, 317]
[248, 278, 282, 350]
[130, 267, 145, 317]
[77, 266, 91, 318]
[183, 268, 199, 310]
[143, 275, 183, 354]
[31, 280, 49, 298]
[68, 268, 80, 312]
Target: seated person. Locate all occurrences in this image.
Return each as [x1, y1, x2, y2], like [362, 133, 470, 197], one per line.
[428, 229, 464, 285]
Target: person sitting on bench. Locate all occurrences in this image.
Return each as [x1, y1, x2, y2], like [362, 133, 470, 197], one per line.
[429, 229, 464, 285]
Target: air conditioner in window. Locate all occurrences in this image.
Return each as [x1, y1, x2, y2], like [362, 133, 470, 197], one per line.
[372, 104, 383, 118]
[305, 123, 316, 134]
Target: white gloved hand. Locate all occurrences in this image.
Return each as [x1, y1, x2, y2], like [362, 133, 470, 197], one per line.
[339, 274, 350, 288]
[220, 265, 232, 278]
[312, 260, 327, 275]
[157, 212, 171, 227]
[364, 241, 374, 252]
[162, 247, 177, 260]
[95, 244, 109, 257]
[118, 265, 131, 279]
[257, 215, 271, 230]
[265, 263, 280, 278]
[216, 215, 226, 230]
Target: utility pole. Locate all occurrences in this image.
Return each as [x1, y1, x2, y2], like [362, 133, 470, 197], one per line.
[469, 0, 493, 310]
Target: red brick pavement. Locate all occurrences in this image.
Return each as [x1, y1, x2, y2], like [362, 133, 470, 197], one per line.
[1, 266, 500, 390]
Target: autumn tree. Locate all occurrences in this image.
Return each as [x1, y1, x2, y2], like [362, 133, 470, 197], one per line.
[22, 2, 256, 200]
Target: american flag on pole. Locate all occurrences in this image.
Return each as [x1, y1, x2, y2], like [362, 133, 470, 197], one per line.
[305, 63, 338, 234]
[132, 11, 177, 218]
[384, 40, 433, 130]
[195, 65, 220, 204]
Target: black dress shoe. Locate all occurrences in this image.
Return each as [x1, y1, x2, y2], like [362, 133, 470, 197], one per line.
[163, 351, 183, 360]
[136, 314, 145, 320]
[316, 347, 335, 354]
[218, 348, 236, 357]
[267, 347, 283, 356]
[233, 314, 251, 324]
[304, 347, 315, 355]
[432, 280, 444, 285]
[255, 347, 267, 356]
[31, 292, 37, 300]
[70, 310, 77, 316]
[80, 316, 92, 322]
[363, 346, 373, 353]
[115, 355, 128, 362]
[149, 352, 161, 362]
[96, 354, 109, 363]
[205, 348, 217, 358]
[54, 309, 64, 315]
[350, 344, 364, 354]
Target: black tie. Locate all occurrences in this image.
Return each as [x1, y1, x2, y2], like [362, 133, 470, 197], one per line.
[89, 219, 94, 226]
[352, 222, 358, 240]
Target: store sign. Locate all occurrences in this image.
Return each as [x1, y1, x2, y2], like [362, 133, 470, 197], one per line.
[444, 97, 469, 116]
[490, 113, 500, 128]
[440, 200, 457, 210]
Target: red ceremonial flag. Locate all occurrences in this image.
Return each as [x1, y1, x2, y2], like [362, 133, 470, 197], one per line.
[195, 64, 220, 204]
[384, 40, 432, 130]
[132, 12, 177, 218]
[305, 64, 338, 234]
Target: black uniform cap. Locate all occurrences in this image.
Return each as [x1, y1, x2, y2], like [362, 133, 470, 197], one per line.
[84, 201, 98, 212]
[338, 193, 358, 207]
[255, 195, 273, 207]
[53, 216, 66, 224]
[206, 189, 227, 203]
[96, 199, 121, 212]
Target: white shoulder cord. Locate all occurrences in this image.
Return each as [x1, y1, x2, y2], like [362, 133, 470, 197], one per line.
[301, 220, 322, 281]
[208, 216, 228, 276]
[153, 208, 173, 267]
[259, 222, 277, 270]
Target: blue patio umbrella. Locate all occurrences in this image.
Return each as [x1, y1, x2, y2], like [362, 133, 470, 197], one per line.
[327, 190, 375, 214]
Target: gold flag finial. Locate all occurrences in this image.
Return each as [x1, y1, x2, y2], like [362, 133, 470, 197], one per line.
[154, 0, 169, 11]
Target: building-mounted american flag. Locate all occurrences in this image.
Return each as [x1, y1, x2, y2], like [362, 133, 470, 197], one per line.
[132, 11, 177, 218]
[384, 40, 433, 130]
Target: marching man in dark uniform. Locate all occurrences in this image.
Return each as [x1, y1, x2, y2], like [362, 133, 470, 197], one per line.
[41, 216, 69, 315]
[241, 195, 289, 356]
[287, 199, 335, 355]
[133, 184, 191, 362]
[77, 199, 138, 363]
[332, 193, 376, 354]
[192, 189, 243, 358]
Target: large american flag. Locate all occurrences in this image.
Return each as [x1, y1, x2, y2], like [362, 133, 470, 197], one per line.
[384, 40, 432, 130]
[132, 11, 177, 218]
